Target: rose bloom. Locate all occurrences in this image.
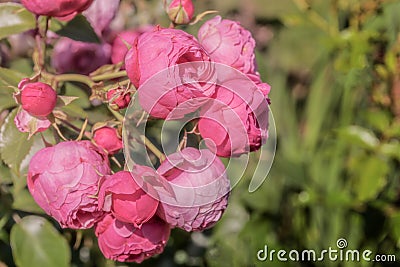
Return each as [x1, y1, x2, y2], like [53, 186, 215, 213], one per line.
[125, 27, 216, 119]
[198, 69, 270, 157]
[98, 170, 159, 228]
[93, 126, 123, 155]
[52, 38, 111, 75]
[27, 141, 111, 229]
[21, 0, 93, 20]
[95, 214, 170, 263]
[156, 147, 230, 232]
[198, 16, 257, 75]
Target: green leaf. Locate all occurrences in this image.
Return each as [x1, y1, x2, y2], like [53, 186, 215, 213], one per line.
[0, 3, 36, 40]
[0, 67, 26, 87]
[0, 160, 12, 184]
[63, 82, 91, 109]
[10, 216, 70, 267]
[12, 188, 44, 214]
[349, 155, 389, 202]
[0, 109, 34, 173]
[55, 14, 100, 43]
[0, 87, 16, 111]
[337, 125, 379, 150]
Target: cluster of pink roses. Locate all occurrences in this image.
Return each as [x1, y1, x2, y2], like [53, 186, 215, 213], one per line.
[126, 17, 271, 157]
[28, 141, 230, 262]
[18, 0, 271, 263]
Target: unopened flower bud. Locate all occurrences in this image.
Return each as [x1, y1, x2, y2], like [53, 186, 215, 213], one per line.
[93, 126, 123, 155]
[106, 88, 131, 110]
[19, 82, 57, 117]
[165, 0, 194, 25]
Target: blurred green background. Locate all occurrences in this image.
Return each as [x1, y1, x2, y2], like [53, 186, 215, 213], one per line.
[1, 0, 400, 266]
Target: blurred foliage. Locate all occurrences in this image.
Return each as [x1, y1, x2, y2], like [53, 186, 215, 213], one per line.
[1, 0, 400, 266]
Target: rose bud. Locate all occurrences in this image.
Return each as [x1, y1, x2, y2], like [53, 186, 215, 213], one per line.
[125, 27, 216, 119]
[165, 0, 194, 25]
[198, 74, 270, 157]
[18, 82, 57, 117]
[106, 88, 131, 110]
[27, 141, 111, 229]
[156, 148, 230, 232]
[52, 38, 111, 75]
[21, 0, 93, 20]
[95, 214, 170, 263]
[93, 126, 123, 155]
[198, 16, 257, 75]
[98, 170, 159, 228]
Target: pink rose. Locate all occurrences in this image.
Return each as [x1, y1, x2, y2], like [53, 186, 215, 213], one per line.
[98, 170, 159, 228]
[156, 147, 230, 232]
[83, 0, 120, 38]
[198, 74, 269, 157]
[93, 126, 123, 155]
[18, 82, 57, 117]
[51, 38, 111, 75]
[21, 0, 93, 20]
[95, 214, 170, 263]
[27, 141, 111, 229]
[14, 109, 51, 135]
[198, 16, 257, 75]
[125, 27, 216, 119]
[107, 88, 131, 110]
[165, 0, 194, 25]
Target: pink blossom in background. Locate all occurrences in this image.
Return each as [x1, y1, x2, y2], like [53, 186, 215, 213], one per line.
[83, 0, 121, 38]
[27, 141, 111, 229]
[198, 16, 257, 75]
[95, 214, 170, 263]
[98, 171, 159, 227]
[21, 0, 93, 20]
[156, 148, 230, 232]
[51, 38, 111, 75]
[111, 30, 142, 67]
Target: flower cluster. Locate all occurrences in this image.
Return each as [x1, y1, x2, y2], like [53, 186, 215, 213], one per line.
[126, 17, 271, 157]
[18, 0, 270, 263]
